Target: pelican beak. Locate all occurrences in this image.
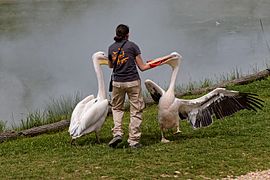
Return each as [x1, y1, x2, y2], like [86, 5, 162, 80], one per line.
[160, 54, 178, 65]
[99, 57, 109, 65]
[161, 52, 182, 68]
[147, 53, 180, 68]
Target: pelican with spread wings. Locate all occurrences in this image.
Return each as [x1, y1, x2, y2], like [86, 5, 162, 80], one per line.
[145, 52, 264, 143]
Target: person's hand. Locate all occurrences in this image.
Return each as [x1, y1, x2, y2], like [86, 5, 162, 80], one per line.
[147, 59, 162, 68]
[147, 54, 177, 68]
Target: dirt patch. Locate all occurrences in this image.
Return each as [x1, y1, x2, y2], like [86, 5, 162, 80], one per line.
[224, 169, 270, 180]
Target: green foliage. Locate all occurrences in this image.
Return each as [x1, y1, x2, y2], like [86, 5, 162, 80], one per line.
[174, 67, 245, 94]
[14, 92, 82, 131]
[0, 78, 270, 179]
[0, 121, 6, 132]
[217, 67, 242, 82]
[17, 111, 45, 130]
[44, 93, 81, 123]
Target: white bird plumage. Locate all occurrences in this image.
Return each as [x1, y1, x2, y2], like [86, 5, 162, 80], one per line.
[68, 51, 109, 143]
[145, 52, 264, 143]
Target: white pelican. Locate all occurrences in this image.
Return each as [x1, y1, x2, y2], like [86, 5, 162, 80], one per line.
[69, 51, 109, 144]
[145, 52, 264, 143]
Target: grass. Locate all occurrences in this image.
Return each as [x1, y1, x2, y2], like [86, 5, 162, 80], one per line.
[0, 77, 269, 179]
[0, 121, 6, 132]
[174, 67, 245, 93]
[12, 92, 82, 131]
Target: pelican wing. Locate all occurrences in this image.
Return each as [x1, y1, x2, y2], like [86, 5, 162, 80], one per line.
[178, 88, 264, 128]
[145, 80, 264, 129]
[145, 79, 165, 103]
[69, 95, 95, 134]
[70, 98, 109, 138]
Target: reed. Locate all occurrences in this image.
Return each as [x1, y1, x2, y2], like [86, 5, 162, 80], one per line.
[174, 67, 244, 94]
[0, 121, 6, 132]
[13, 92, 82, 131]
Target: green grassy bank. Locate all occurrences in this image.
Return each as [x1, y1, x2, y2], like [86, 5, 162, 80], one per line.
[0, 77, 269, 179]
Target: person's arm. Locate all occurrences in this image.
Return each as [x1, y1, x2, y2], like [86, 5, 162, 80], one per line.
[135, 54, 176, 71]
[135, 54, 151, 71]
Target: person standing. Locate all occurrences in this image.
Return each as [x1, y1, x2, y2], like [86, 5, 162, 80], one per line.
[108, 24, 173, 148]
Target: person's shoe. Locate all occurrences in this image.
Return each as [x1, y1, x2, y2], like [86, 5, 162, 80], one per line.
[130, 143, 143, 149]
[108, 135, 122, 148]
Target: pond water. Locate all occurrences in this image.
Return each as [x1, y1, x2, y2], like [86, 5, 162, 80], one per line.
[0, 0, 270, 125]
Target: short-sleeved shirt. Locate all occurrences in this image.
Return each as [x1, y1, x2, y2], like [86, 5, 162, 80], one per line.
[108, 40, 141, 82]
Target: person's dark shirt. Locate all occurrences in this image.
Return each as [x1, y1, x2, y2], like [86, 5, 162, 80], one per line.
[108, 40, 141, 82]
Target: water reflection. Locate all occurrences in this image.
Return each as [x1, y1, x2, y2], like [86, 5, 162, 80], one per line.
[0, 0, 269, 125]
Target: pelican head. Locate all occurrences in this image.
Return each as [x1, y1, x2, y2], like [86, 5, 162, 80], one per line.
[161, 52, 182, 68]
[92, 51, 108, 65]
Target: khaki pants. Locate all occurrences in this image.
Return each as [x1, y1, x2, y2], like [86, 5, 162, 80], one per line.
[111, 80, 145, 146]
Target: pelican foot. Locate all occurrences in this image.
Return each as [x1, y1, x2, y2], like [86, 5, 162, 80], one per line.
[173, 129, 182, 135]
[161, 138, 170, 143]
[95, 132, 101, 144]
[70, 138, 77, 146]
